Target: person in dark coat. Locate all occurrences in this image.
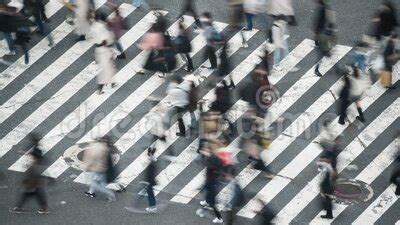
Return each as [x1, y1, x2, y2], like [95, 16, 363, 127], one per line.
[178, 0, 202, 29]
[10, 136, 50, 214]
[23, 0, 54, 46]
[319, 161, 335, 219]
[0, 4, 18, 55]
[145, 148, 158, 213]
[175, 22, 194, 72]
[383, 32, 399, 89]
[373, 1, 398, 41]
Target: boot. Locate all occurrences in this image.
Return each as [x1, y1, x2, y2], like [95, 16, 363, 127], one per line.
[98, 84, 104, 94]
[315, 64, 322, 77]
[356, 107, 365, 122]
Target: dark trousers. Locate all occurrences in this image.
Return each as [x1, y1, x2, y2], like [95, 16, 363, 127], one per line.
[182, 53, 194, 71]
[205, 181, 222, 219]
[245, 13, 254, 30]
[179, 1, 201, 28]
[17, 188, 48, 209]
[176, 106, 186, 134]
[20, 43, 29, 64]
[147, 185, 156, 207]
[205, 46, 217, 69]
[3, 32, 15, 51]
[322, 195, 333, 216]
[338, 98, 350, 123]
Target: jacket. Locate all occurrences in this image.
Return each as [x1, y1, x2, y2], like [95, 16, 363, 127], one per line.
[166, 80, 191, 108]
[267, 0, 294, 16]
[83, 142, 109, 173]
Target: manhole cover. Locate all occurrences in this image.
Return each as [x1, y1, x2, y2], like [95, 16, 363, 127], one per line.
[62, 142, 120, 171]
[331, 178, 373, 205]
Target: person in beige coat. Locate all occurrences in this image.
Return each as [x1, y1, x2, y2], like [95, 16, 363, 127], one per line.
[83, 140, 116, 201]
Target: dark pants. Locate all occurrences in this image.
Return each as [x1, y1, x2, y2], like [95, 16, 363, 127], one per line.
[205, 46, 217, 69]
[147, 185, 156, 207]
[183, 53, 194, 71]
[176, 106, 186, 134]
[205, 182, 222, 219]
[338, 97, 350, 123]
[17, 188, 48, 209]
[179, 1, 201, 28]
[3, 32, 15, 51]
[34, 15, 54, 46]
[20, 43, 29, 64]
[322, 195, 333, 217]
[245, 13, 254, 30]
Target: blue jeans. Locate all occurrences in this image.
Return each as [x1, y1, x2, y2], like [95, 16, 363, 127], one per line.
[113, 40, 124, 53]
[88, 172, 115, 200]
[245, 13, 254, 30]
[3, 32, 15, 51]
[147, 185, 156, 207]
[273, 41, 289, 66]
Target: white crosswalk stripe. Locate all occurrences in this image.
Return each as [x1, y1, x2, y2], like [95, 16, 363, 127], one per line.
[1, 4, 399, 223]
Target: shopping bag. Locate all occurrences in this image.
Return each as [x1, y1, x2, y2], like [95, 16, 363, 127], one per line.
[380, 69, 392, 87]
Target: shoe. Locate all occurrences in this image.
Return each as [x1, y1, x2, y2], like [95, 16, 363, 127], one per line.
[5, 50, 16, 56]
[111, 83, 117, 88]
[9, 207, 23, 213]
[315, 69, 322, 77]
[320, 214, 333, 219]
[207, 67, 216, 71]
[117, 53, 126, 59]
[84, 191, 95, 198]
[38, 208, 50, 214]
[338, 119, 345, 125]
[212, 218, 223, 223]
[145, 207, 157, 213]
[158, 73, 166, 78]
[356, 116, 365, 123]
[76, 35, 86, 42]
[242, 27, 251, 31]
[176, 132, 186, 137]
[137, 69, 146, 74]
[273, 65, 282, 71]
[200, 200, 209, 207]
[241, 43, 249, 48]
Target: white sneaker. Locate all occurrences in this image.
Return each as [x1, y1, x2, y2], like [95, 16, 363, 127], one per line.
[145, 207, 157, 213]
[273, 65, 282, 71]
[212, 218, 223, 223]
[200, 200, 209, 207]
[241, 43, 249, 48]
[6, 50, 16, 56]
[196, 208, 205, 217]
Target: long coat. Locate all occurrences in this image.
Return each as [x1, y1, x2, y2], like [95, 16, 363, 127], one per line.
[95, 45, 116, 85]
[74, 0, 91, 36]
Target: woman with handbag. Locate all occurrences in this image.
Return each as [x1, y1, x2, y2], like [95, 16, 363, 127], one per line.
[174, 22, 194, 72]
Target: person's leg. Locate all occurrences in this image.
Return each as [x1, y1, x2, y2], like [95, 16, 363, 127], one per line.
[16, 191, 32, 208]
[177, 107, 186, 135]
[282, 39, 289, 58]
[185, 53, 194, 71]
[96, 173, 116, 200]
[3, 32, 15, 52]
[35, 188, 48, 210]
[147, 185, 156, 207]
[208, 46, 217, 69]
[245, 13, 253, 30]
[21, 43, 29, 64]
[354, 100, 365, 122]
[190, 111, 196, 128]
[338, 99, 349, 125]
[273, 47, 281, 66]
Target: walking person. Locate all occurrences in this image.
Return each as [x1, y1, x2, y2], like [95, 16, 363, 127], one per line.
[271, 15, 289, 71]
[390, 148, 400, 196]
[197, 148, 224, 223]
[0, 4, 17, 55]
[178, 0, 202, 29]
[372, 1, 398, 41]
[23, 0, 54, 46]
[318, 159, 335, 219]
[313, 0, 336, 77]
[107, 7, 127, 59]
[243, 0, 266, 31]
[225, 0, 247, 47]
[144, 148, 158, 213]
[74, 0, 92, 41]
[83, 138, 116, 202]
[174, 22, 194, 72]
[14, 19, 32, 64]
[202, 12, 220, 70]
[381, 32, 399, 89]
[10, 136, 51, 214]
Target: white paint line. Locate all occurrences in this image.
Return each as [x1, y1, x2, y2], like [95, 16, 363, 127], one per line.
[271, 99, 400, 224]
[353, 185, 398, 225]
[1, 4, 138, 160]
[310, 139, 398, 224]
[265, 45, 352, 128]
[0, 0, 106, 91]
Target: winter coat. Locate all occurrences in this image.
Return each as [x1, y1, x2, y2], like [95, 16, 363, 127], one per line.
[91, 20, 115, 45]
[267, 0, 294, 16]
[74, 0, 91, 35]
[243, 0, 266, 15]
[166, 80, 191, 108]
[83, 142, 110, 173]
[146, 160, 157, 186]
[95, 45, 116, 85]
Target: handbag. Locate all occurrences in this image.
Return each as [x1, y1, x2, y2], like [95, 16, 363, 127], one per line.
[379, 69, 392, 87]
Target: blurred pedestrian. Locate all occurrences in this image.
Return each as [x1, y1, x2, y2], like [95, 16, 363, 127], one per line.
[318, 158, 335, 219]
[313, 0, 337, 77]
[74, 0, 92, 41]
[107, 7, 128, 59]
[225, 170, 245, 225]
[202, 12, 221, 70]
[372, 1, 398, 41]
[243, 0, 266, 31]
[271, 15, 289, 71]
[83, 138, 116, 202]
[178, 0, 202, 29]
[225, 0, 247, 47]
[381, 32, 399, 89]
[197, 147, 224, 223]
[174, 22, 194, 72]
[267, 0, 296, 26]
[144, 148, 158, 213]
[0, 4, 17, 55]
[390, 147, 400, 196]
[23, 0, 54, 46]
[10, 136, 50, 214]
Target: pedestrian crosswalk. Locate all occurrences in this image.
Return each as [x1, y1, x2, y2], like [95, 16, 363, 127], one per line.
[1, 1, 399, 223]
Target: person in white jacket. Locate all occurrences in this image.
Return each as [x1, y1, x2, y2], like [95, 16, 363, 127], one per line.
[271, 17, 289, 71]
[267, 0, 295, 17]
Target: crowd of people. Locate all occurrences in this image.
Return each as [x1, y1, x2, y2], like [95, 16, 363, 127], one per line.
[1, 0, 399, 224]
